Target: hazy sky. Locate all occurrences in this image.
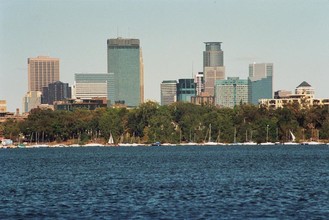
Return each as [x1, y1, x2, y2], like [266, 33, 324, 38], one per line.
[1, 0, 329, 112]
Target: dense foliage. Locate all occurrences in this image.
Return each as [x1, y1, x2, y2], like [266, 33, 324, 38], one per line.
[2, 101, 329, 144]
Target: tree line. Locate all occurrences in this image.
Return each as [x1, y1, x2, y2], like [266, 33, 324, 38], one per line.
[2, 101, 329, 144]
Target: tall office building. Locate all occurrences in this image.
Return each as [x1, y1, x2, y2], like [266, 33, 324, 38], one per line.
[203, 42, 224, 67]
[203, 42, 225, 96]
[161, 80, 177, 106]
[215, 77, 248, 108]
[107, 38, 144, 107]
[73, 73, 115, 103]
[177, 79, 196, 102]
[248, 63, 273, 105]
[42, 81, 71, 105]
[28, 56, 60, 92]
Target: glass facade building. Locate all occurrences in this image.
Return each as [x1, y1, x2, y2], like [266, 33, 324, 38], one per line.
[215, 77, 248, 108]
[177, 79, 196, 102]
[74, 73, 115, 103]
[107, 38, 144, 107]
[248, 63, 273, 105]
[160, 80, 177, 106]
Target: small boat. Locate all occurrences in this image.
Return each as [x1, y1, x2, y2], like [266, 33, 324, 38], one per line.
[151, 142, 161, 146]
[17, 144, 26, 148]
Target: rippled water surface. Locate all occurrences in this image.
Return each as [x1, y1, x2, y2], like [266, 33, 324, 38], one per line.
[1, 146, 329, 219]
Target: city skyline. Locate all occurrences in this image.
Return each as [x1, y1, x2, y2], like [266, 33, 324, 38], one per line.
[1, 0, 329, 112]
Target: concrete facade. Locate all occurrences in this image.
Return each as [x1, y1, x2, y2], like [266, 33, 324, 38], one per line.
[160, 80, 177, 106]
[28, 56, 60, 92]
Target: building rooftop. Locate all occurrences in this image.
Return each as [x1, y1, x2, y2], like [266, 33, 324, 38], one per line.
[297, 81, 311, 88]
[162, 80, 177, 84]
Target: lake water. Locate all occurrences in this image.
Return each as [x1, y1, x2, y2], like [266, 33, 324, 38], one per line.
[1, 145, 329, 219]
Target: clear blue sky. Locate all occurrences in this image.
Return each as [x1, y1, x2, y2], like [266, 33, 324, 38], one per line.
[1, 0, 329, 112]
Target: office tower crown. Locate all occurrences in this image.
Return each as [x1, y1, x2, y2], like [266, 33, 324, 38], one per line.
[203, 42, 224, 67]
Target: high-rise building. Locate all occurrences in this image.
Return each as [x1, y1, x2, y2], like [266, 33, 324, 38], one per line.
[107, 38, 144, 107]
[215, 77, 248, 108]
[203, 42, 224, 67]
[42, 81, 71, 105]
[248, 63, 273, 105]
[22, 91, 42, 113]
[204, 66, 225, 96]
[28, 56, 60, 92]
[203, 42, 225, 96]
[160, 80, 177, 106]
[177, 79, 196, 102]
[73, 73, 115, 103]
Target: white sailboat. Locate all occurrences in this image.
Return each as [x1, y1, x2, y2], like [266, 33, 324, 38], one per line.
[203, 124, 224, 146]
[107, 132, 115, 146]
[284, 130, 298, 145]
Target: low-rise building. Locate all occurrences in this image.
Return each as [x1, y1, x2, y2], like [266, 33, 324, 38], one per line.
[260, 81, 329, 109]
[54, 98, 108, 111]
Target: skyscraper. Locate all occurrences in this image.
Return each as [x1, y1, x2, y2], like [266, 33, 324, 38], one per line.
[28, 56, 60, 92]
[248, 63, 273, 105]
[215, 77, 248, 108]
[107, 38, 144, 107]
[203, 42, 225, 96]
[203, 42, 224, 67]
[42, 81, 71, 105]
[73, 73, 115, 103]
[160, 80, 177, 106]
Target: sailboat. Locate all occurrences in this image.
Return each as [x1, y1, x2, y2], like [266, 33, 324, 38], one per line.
[284, 130, 298, 145]
[260, 125, 274, 145]
[107, 132, 116, 146]
[203, 124, 224, 146]
[243, 130, 257, 145]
